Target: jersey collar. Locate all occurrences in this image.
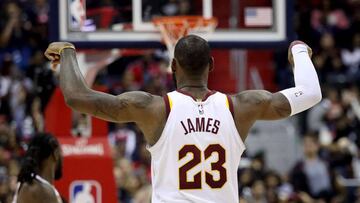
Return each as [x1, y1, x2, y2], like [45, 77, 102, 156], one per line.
[176, 89, 217, 102]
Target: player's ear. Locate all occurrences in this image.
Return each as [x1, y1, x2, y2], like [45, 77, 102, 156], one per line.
[171, 58, 177, 73]
[52, 148, 60, 162]
[209, 57, 214, 72]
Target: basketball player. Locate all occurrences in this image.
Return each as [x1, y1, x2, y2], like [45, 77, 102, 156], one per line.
[45, 35, 321, 202]
[13, 133, 63, 203]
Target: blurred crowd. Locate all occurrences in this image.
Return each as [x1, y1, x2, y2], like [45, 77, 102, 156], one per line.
[270, 0, 360, 202]
[0, 0, 359, 203]
[0, 0, 54, 202]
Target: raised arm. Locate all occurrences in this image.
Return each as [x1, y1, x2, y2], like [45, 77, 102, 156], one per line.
[230, 41, 322, 140]
[44, 43, 166, 144]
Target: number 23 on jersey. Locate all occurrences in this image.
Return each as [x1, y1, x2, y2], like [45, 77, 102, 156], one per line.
[178, 144, 227, 190]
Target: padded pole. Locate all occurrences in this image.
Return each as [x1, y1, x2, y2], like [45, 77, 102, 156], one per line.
[203, 0, 212, 19]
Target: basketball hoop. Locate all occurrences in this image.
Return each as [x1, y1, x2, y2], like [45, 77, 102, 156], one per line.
[153, 16, 218, 67]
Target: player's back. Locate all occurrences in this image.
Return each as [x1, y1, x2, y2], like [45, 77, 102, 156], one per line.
[148, 90, 245, 203]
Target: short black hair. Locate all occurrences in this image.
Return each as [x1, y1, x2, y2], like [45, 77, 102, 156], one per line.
[174, 35, 211, 74]
[18, 133, 60, 183]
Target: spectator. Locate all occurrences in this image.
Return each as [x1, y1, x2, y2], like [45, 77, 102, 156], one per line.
[341, 33, 360, 83]
[109, 123, 137, 160]
[264, 171, 281, 202]
[243, 179, 267, 203]
[290, 133, 333, 201]
[0, 1, 33, 71]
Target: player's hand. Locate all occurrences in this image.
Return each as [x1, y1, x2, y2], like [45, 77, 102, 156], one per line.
[288, 40, 312, 67]
[44, 42, 75, 70]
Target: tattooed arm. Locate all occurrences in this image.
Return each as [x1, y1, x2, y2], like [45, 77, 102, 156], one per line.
[58, 48, 156, 122]
[45, 43, 165, 144]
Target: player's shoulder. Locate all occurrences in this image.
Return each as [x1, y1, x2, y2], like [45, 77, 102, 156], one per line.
[18, 181, 57, 203]
[20, 181, 48, 194]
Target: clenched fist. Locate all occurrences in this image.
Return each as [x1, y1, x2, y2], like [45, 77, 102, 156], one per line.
[44, 42, 75, 70]
[288, 40, 312, 67]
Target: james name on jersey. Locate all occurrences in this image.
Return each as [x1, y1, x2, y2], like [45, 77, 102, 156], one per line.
[180, 117, 220, 135]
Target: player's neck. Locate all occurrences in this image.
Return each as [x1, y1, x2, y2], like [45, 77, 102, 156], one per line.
[175, 71, 208, 89]
[177, 83, 212, 101]
[178, 85, 208, 90]
[177, 79, 208, 90]
[177, 84, 209, 94]
[39, 165, 55, 185]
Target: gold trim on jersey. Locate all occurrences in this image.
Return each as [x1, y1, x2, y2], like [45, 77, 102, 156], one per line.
[225, 97, 230, 109]
[169, 95, 173, 110]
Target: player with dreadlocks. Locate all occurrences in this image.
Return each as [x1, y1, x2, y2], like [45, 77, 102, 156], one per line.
[12, 133, 63, 203]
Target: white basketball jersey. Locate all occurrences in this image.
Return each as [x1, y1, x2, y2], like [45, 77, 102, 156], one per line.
[148, 90, 245, 203]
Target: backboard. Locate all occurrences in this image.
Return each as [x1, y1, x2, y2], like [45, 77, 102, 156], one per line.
[50, 0, 294, 48]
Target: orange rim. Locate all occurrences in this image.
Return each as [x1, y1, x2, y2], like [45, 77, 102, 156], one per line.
[153, 16, 218, 28]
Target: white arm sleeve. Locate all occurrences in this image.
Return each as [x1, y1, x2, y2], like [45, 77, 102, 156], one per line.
[280, 44, 322, 116]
